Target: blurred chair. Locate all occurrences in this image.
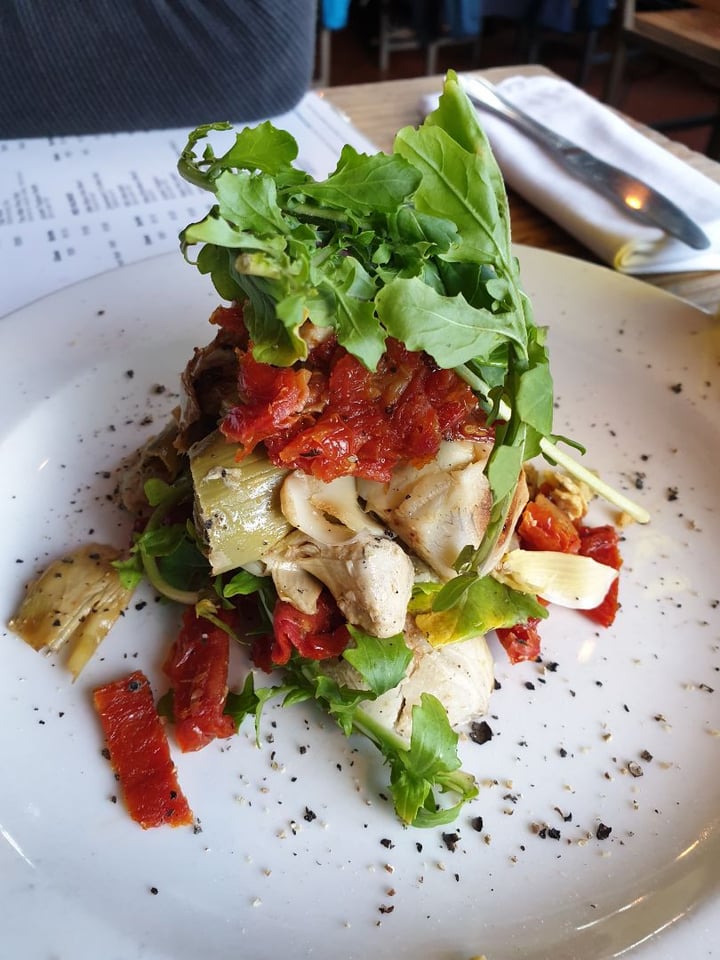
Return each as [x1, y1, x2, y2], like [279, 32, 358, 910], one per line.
[329, 0, 609, 85]
[377, 0, 525, 76]
[604, 0, 720, 156]
[523, 0, 613, 87]
[0, 0, 317, 137]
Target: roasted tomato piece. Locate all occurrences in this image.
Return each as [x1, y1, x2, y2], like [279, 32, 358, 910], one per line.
[252, 591, 350, 671]
[223, 336, 490, 483]
[578, 525, 623, 627]
[93, 671, 193, 829]
[221, 352, 312, 455]
[208, 303, 249, 342]
[518, 493, 581, 554]
[496, 617, 542, 664]
[163, 608, 236, 752]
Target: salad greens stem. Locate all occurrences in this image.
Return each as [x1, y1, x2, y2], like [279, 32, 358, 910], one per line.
[537, 436, 650, 524]
[456, 365, 650, 525]
[140, 555, 200, 605]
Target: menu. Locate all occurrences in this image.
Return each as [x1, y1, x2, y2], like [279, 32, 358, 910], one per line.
[0, 93, 377, 318]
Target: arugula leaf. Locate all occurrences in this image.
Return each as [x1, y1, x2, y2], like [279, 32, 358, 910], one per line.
[224, 673, 281, 744]
[410, 576, 548, 646]
[222, 650, 477, 827]
[221, 568, 276, 630]
[299, 146, 421, 213]
[112, 474, 207, 604]
[343, 626, 412, 696]
[358, 693, 478, 827]
[376, 275, 517, 367]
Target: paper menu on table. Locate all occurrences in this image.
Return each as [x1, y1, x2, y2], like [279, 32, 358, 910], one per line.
[0, 92, 377, 318]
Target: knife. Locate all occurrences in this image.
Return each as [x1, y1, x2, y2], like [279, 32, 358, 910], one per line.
[460, 76, 711, 251]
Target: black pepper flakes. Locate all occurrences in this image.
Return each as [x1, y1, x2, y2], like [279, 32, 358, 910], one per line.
[303, 807, 317, 822]
[596, 823, 612, 840]
[470, 816, 484, 832]
[469, 720, 493, 745]
[442, 831, 460, 852]
[380, 837, 394, 849]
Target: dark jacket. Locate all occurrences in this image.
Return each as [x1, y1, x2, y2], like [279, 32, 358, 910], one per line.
[0, 0, 317, 137]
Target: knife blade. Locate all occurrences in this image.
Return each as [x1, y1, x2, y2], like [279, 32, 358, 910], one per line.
[460, 76, 711, 251]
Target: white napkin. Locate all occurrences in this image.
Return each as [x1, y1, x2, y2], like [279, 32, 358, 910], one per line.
[423, 74, 720, 274]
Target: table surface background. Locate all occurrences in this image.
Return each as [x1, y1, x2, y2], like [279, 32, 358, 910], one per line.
[326, 66, 720, 314]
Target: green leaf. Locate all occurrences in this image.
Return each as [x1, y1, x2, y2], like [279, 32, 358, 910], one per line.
[223, 569, 268, 598]
[413, 575, 548, 647]
[224, 673, 281, 744]
[138, 524, 186, 559]
[143, 478, 174, 508]
[376, 276, 520, 368]
[486, 440, 526, 507]
[213, 121, 300, 176]
[111, 554, 144, 591]
[177, 121, 233, 189]
[387, 693, 478, 827]
[343, 626, 412, 696]
[427, 572, 477, 612]
[215, 170, 289, 237]
[300, 146, 421, 213]
[321, 256, 386, 370]
[405, 693, 462, 778]
[516, 362, 554, 437]
[156, 689, 174, 720]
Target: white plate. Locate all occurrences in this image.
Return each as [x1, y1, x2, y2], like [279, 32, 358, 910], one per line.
[1, 248, 718, 960]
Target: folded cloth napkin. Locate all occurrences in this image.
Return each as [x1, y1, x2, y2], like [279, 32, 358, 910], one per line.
[423, 74, 720, 274]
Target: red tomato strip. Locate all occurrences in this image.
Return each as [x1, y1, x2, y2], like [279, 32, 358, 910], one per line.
[93, 671, 193, 829]
[496, 617, 543, 665]
[578, 525, 623, 627]
[252, 591, 350, 671]
[163, 609, 236, 753]
[221, 353, 312, 457]
[518, 493, 581, 554]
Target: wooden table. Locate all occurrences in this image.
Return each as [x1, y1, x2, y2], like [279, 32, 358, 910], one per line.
[325, 66, 720, 314]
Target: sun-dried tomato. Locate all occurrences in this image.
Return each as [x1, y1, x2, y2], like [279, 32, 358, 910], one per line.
[496, 617, 543, 664]
[577, 524, 623, 627]
[222, 337, 491, 482]
[518, 493, 581, 554]
[163, 608, 236, 752]
[251, 591, 350, 671]
[93, 671, 193, 829]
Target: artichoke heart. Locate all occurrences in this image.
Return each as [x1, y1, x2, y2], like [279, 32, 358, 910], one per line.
[9, 543, 134, 678]
[189, 430, 291, 575]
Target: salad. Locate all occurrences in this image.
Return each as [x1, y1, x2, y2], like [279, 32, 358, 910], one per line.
[9, 72, 648, 830]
